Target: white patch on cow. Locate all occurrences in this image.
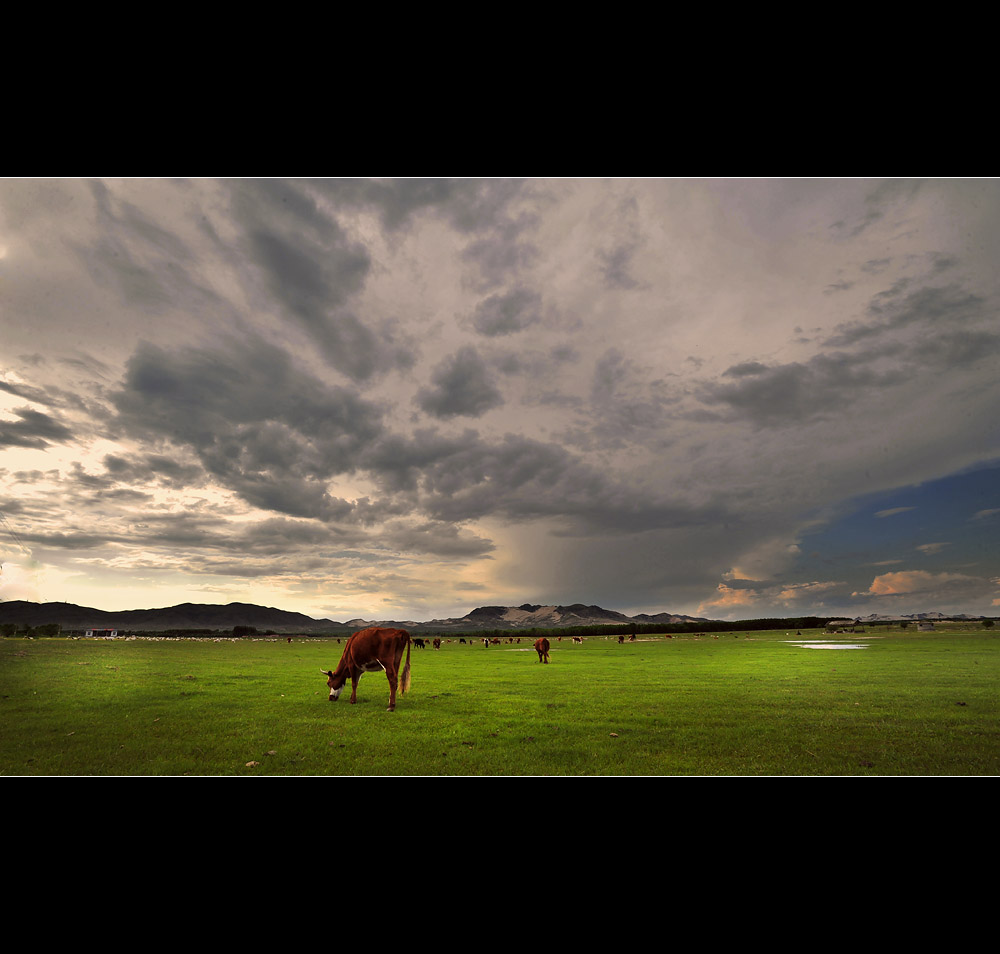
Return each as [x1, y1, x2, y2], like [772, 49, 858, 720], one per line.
[330, 686, 343, 699]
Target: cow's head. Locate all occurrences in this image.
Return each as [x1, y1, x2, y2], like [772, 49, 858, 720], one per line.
[322, 668, 346, 701]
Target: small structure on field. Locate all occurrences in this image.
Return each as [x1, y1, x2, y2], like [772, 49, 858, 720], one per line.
[826, 619, 855, 633]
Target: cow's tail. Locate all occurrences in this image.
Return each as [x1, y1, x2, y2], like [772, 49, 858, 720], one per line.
[400, 637, 412, 695]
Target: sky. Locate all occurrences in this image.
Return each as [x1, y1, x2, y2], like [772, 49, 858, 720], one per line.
[1, 178, 998, 622]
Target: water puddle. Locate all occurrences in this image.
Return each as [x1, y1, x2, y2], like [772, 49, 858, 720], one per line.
[786, 641, 869, 650]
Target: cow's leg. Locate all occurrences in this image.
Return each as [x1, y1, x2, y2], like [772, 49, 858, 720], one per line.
[385, 667, 398, 711]
[349, 673, 360, 703]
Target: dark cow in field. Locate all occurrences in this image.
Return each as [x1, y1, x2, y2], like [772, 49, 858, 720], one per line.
[413, 638, 426, 649]
[572, 636, 583, 644]
[534, 637, 550, 664]
[618, 634, 625, 644]
[322, 627, 412, 712]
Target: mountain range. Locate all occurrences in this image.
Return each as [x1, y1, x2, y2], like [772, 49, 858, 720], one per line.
[0, 599, 708, 633]
[841, 612, 982, 623]
[0, 599, 989, 634]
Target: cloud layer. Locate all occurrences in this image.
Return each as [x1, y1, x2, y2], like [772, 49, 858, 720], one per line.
[2, 178, 999, 620]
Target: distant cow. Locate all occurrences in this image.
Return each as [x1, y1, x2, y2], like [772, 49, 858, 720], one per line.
[572, 636, 583, 644]
[322, 627, 412, 712]
[413, 638, 426, 649]
[534, 637, 550, 664]
[618, 634, 625, 644]
[432, 637, 441, 650]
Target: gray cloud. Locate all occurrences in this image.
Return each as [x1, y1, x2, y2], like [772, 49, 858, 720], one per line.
[826, 282, 987, 348]
[382, 521, 495, 558]
[596, 195, 645, 290]
[470, 287, 543, 337]
[0, 377, 57, 406]
[417, 346, 505, 419]
[249, 228, 369, 314]
[383, 430, 730, 535]
[909, 329, 1000, 368]
[598, 243, 642, 290]
[103, 453, 205, 489]
[696, 351, 906, 427]
[307, 178, 531, 235]
[225, 181, 418, 382]
[0, 407, 74, 449]
[110, 335, 385, 521]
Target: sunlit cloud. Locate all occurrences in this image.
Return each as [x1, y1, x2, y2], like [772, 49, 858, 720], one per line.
[854, 569, 993, 603]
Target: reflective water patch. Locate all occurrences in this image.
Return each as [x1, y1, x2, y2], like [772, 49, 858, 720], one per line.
[786, 641, 869, 650]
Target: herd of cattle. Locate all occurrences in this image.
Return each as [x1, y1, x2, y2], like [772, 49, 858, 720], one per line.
[321, 626, 635, 710]
[408, 634, 591, 649]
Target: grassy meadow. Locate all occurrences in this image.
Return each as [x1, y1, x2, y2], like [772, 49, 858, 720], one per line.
[2, 626, 998, 776]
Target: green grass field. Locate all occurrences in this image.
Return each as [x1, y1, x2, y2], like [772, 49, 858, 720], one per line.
[2, 627, 998, 775]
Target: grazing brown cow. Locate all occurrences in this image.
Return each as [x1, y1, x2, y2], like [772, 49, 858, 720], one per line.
[534, 637, 550, 663]
[618, 634, 625, 644]
[322, 627, 412, 712]
[432, 637, 441, 650]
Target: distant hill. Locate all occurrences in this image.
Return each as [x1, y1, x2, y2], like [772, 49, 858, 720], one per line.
[0, 599, 709, 634]
[848, 612, 982, 623]
[0, 600, 341, 633]
[417, 603, 708, 630]
[8, 598, 980, 635]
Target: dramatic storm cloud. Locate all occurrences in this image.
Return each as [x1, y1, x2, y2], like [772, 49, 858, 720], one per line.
[2, 178, 999, 621]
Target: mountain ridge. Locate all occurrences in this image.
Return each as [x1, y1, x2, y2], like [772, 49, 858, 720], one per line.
[0, 599, 989, 633]
[0, 599, 708, 633]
